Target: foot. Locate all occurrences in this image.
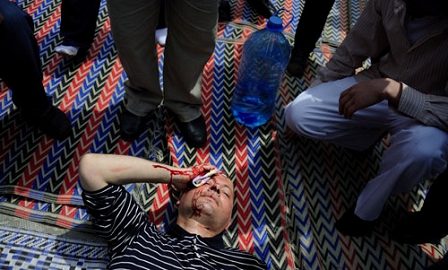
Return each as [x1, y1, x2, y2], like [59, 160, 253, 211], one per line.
[155, 28, 167, 46]
[175, 115, 207, 148]
[286, 48, 309, 77]
[119, 107, 152, 141]
[22, 105, 72, 140]
[426, 253, 448, 270]
[391, 212, 448, 244]
[335, 206, 376, 237]
[55, 45, 79, 57]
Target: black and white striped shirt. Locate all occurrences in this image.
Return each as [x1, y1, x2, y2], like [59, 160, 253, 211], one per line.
[82, 184, 267, 269]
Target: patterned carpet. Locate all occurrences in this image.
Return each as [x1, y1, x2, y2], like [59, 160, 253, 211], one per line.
[0, 0, 446, 269]
[0, 224, 108, 269]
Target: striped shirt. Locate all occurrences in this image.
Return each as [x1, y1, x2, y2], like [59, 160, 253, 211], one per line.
[82, 184, 267, 269]
[315, 0, 448, 132]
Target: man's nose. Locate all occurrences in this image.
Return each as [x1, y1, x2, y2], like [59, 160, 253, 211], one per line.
[210, 185, 221, 194]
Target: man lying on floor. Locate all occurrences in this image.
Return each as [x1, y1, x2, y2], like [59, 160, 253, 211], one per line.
[79, 153, 267, 269]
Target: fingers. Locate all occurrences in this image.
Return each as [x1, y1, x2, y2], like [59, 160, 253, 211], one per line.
[339, 88, 355, 118]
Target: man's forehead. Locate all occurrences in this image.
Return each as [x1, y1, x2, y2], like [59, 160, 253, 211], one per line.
[214, 175, 234, 190]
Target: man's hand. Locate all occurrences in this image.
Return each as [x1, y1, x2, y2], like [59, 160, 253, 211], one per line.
[339, 78, 402, 118]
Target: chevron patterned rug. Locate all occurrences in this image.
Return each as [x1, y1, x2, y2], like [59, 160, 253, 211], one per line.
[0, 224, 109, 269]
[1, 0, 446, 269]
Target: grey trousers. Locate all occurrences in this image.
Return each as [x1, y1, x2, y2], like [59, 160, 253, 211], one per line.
[107, 0, 219, 122]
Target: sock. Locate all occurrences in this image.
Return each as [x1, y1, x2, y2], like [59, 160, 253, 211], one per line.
[55, 45, 79, 57]
[155, 28, 167, 46]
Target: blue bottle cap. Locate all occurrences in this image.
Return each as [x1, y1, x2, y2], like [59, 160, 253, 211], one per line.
[266, 16, 283, 32]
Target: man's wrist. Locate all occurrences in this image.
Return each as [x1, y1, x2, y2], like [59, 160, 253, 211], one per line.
[384, 78, 402, 106]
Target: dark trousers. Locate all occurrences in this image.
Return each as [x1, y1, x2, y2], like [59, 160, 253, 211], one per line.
[59, 0, 166, 49]
[59, 0, 102, 49]
[0, 0, 51, 115]
[293, 0, 335, 54]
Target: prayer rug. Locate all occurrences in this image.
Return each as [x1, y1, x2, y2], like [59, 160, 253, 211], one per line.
[0, 0, 446, 269]
[0, 224, 108, 269]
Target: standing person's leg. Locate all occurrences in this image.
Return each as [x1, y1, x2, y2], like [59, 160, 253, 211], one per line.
[0, 0, 71, 139]
[56, 0, 102, 56]
[287, 0, 335, 77]
[163, 0, 219, 147]
[107, 0, 161, 141]
[0, 0, 48, 114]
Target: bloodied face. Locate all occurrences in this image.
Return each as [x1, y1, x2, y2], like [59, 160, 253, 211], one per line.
[177, 173, 235, 233]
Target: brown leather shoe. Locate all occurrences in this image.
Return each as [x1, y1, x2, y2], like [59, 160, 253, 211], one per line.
[175, 115, 207, 148]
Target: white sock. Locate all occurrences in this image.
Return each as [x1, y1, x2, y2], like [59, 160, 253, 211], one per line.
[155, 28, 167, 46]
[55, 45, 79, 57]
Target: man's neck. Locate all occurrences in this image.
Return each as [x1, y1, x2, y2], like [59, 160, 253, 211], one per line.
[176, 217, 222, 238]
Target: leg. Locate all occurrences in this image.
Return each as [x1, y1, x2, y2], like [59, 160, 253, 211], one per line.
[59, 0, 102, 49]
[107, 0, 161, 116]
[163, 0, 219, 147]
[0, 0, 50, 114]
[355, 120, 448, 220]
[285, 76, 389, 152]
[107, 0, 161, 141]
[163, 0, 218, 121]
[337, 121, 448, 237]
[287, 0, 335, 77]
[0, 0, 71, 139]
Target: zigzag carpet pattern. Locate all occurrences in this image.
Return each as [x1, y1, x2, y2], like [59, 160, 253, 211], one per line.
[0, 0, 446, 269]
[0, 225, 109, 269]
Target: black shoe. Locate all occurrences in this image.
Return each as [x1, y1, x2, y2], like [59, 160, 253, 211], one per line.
[426, 253, 448, 270]
[391, 212, 448, 245]
[219, 0, 231, 22]
[176, 115, 207, 148]
[286, 48, 309, 77]
[119, 108, 151, 141]
[27, 105, 71, 140]
[246, 0, 276, 19]
[335, 206, 376, 237]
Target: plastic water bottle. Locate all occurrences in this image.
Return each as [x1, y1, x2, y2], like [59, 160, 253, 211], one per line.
[231, 12, 292, 127]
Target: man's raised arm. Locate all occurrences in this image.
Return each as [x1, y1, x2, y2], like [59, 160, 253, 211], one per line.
[79, 153, 214, 192]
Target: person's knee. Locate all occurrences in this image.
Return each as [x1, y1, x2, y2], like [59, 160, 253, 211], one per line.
[406, 140, 447, 174]
[285, 101, 308, 135]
